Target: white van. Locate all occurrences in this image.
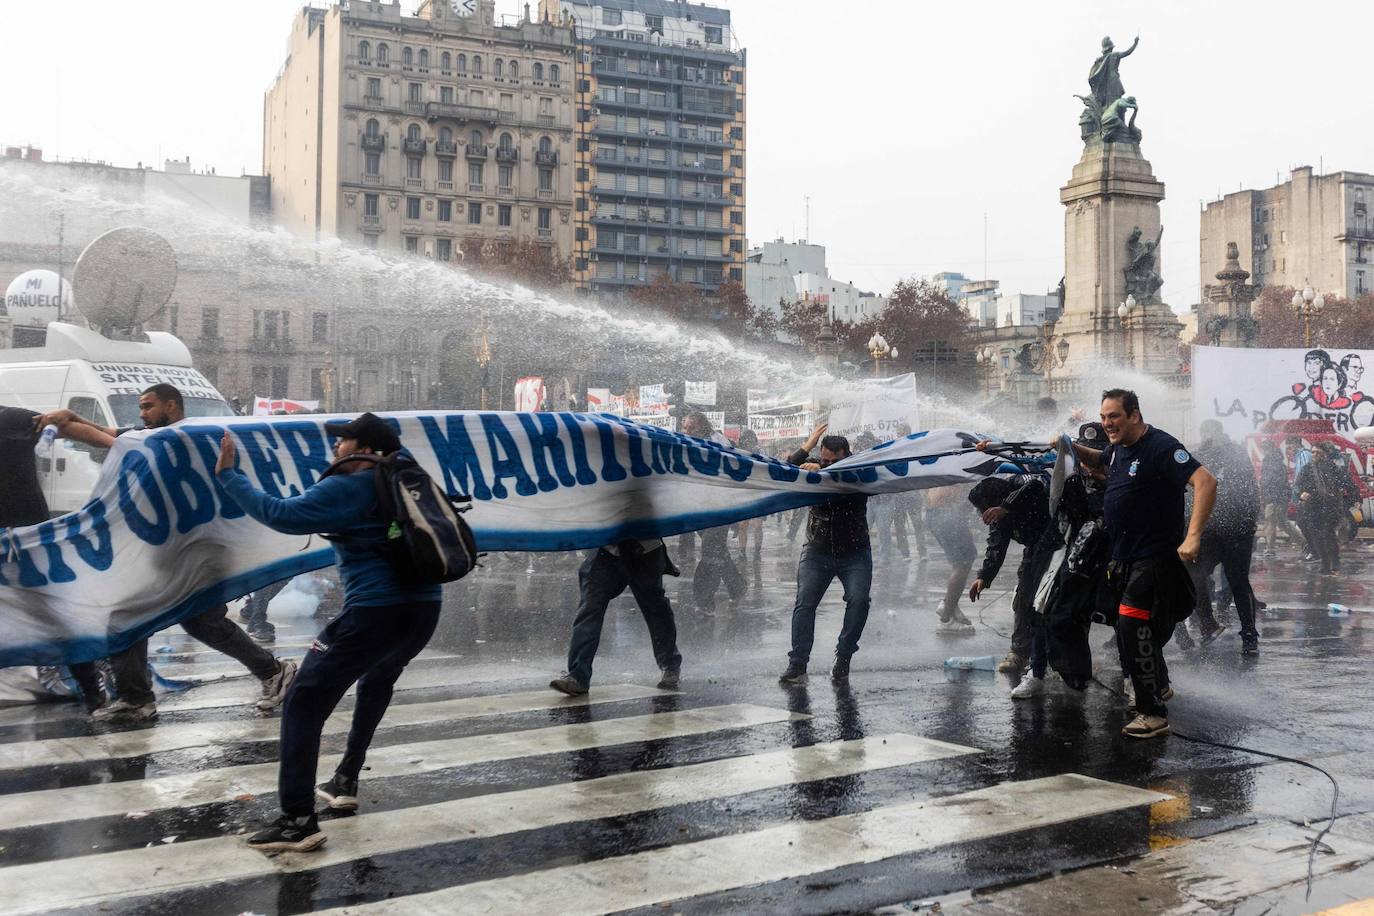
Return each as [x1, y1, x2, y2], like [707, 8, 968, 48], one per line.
[0, 321, 235, 515]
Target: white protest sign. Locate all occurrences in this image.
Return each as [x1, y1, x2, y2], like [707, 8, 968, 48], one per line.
[685, 381, 717, 406]
[827, 373, 921, 441]
[1192, 345, 1374, 439]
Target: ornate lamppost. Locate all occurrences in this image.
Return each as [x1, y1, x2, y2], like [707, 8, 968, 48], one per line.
[1291, 284, 1325, 348]
[867, 331, 897, 377]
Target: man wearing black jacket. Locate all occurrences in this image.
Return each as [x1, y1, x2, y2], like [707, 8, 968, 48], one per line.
[779, 423, 871, 684]
[966, 474, 1054, 672]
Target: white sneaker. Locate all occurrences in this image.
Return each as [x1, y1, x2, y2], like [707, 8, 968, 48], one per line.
[256, 659, 298, 711]
[1011, 674, 1045, 699]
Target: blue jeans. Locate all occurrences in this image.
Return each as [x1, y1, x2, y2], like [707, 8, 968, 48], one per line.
[567, 547, 681, 686]
[789, 546, 872, 662]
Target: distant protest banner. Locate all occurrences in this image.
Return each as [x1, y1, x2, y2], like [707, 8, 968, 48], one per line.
[252, 397, 319, 416]
[585, 388, 611, 412]
[0, 414, 1024, 666]
[827, 373, 920, 440]
[685, 381, 717, 406]
[1192, 345, 1374, 439]
[514, 377, 546, 412]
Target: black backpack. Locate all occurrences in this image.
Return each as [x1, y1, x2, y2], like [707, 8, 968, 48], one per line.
[321, 452, 479, 584]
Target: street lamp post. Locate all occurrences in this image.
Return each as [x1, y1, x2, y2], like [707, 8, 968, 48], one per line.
[1117, 294, 1137, 364]
[867, 331, 896, 377]
[1291, 284, 1325, 348]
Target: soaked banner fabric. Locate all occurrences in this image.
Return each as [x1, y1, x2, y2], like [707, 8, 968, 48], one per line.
[0, 412, 1020, 666]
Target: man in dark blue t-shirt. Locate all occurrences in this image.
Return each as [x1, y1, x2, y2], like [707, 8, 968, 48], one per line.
[1073, 389, 1216, 739]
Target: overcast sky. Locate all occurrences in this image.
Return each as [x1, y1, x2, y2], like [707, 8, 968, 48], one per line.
[3, 0, 1369, 311]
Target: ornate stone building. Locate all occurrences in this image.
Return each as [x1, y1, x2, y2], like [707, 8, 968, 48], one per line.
[263, 0, 577, 263]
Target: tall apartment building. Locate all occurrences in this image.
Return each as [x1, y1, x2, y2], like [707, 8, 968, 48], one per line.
[264, 0, 577, 264]
[1200, 165, 1374, 300]
[540, 0, 746, 297]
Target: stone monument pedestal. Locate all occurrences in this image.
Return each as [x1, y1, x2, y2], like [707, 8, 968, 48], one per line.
[1056, 140, 1183, 377]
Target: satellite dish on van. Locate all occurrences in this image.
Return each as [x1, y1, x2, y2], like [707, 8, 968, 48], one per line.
[71, 227, 177, 333]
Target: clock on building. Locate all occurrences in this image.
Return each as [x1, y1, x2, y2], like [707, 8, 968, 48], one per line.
[451, 0, 476, 15]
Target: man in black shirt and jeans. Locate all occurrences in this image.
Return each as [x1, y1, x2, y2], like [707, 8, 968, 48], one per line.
[1073, 389, 1216, 739]
[779, 423, 871, 684]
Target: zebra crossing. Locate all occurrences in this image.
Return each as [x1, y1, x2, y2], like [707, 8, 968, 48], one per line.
[0, 664, 1172, 915]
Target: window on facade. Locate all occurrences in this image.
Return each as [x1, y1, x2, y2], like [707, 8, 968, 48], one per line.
[403, 47, 413, 67]
[469, 129, 483, 147]
[365, 152, 380, 175]
[646, 13, 663, 30]
[312, 312, 329, 343]
[438, 159, 453, 181]
[359, 41, 370, 61]
[458, 53, 467, 73]
[365, 118, 380, 137]
[499, 204, 512, 226]
[407, 156, 422, 179]
[408, 82, 422, 102]
[538, 135, 553, 154]
[602, 8, 622, 25]
[436, 238, 452, 261]
[407, 123, 421, 141]
[405, 236, 419, 253]
[377, 43, 389, 64]
[704, 26, 722, 44]
[201, 306, 220, 339]
[473, 55, 483, 76]
[494, 59, 504, 78]
[419, 49, 429, 69]
[539, 168, 553, 191]
[499, 164, 513, 187]
[469, 162, 483, 185]
[468, 202, 482, 224]
[367, 78, 381, 98]
[547, 65, 559, 84]
[438, 126, 453, 144]
[441, 51, 451, 71]
[406, 196, 421, 219]
[364, 193, 379, 216]
[499, 132, 513, 151]
[440, 85, 453, 103]
[437, 199, 451, 222]
[500, 92, 514, 111]
[1359, 270, 1368, 295]
[253, 309, 289, 340]
[538, 207, 551, 230]
[532, 62, 544, 81]
[360, 327, 381, 350]
[509, 61, 518, 79]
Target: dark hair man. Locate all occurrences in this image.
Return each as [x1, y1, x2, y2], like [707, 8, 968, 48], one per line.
[778, 423, 872, 684]
[1, 404, 117, 710]
[680, 412, 746, 613]
[215, 412, 443, 852]
[39, 385, 296, 723]
[1071, 389, 1216, 739]
[1188, 420, 1260, 654]
[966, 472, 1054, 673]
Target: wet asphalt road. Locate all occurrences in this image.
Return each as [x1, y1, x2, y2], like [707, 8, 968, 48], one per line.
[0, 516, 1371, 914]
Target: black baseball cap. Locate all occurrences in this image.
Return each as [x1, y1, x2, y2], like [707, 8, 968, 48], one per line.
[324, 412, 402, 454]
[1076, 421, 1106, 446]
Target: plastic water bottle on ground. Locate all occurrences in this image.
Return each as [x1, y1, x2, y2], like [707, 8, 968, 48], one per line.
[33, 424, 58, 458]
[1328, 603, 1352, 618]
[944, 655, 997, 670]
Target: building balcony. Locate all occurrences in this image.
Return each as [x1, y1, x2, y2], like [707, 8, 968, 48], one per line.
[468, 182, 484, 193]
[405, 177, 423, 188]
[362, 173, 383, 185]
[434, 141, 458, 157]
[538, 228, 554, 241]
[362, 214, 382, 228]
[495, 145, 519, 163]
[361, 133, 386, 151]
[535, 149, 559, 167]
[249, 335, 296, 354]
[497, 185, 515, 197]
[536, 114, 558, 127]
[404, 100, 427, 115]
[466, 143, 488, 160]
[362, 94, 385, 108]
[537, 188, 555, 200]
[402, 137, 427, 155]
[1338, 224, 1374, 241]
[425, 101, 500, 124]
[437, 180, 455, 191]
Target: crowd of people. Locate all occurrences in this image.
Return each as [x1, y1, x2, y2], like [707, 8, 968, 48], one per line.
[0, 385, 1360, 852]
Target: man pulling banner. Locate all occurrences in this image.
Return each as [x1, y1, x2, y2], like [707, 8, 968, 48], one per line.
[0, 410, 1025, 667]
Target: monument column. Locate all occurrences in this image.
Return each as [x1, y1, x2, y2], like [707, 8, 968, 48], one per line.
[1055, 37, 1183, 378]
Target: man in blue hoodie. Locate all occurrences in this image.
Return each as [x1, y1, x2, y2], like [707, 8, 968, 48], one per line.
[215, 412, 442, 852]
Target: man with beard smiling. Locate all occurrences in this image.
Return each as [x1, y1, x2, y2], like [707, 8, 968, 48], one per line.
[1069, 389, 1216, 739]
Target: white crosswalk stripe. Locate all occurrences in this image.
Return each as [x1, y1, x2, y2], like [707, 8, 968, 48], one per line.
[0, 733, 980, 915]
[0, 684, 666, 770]
[317, 775, 1169, 916]
[0, 703, 802, 830]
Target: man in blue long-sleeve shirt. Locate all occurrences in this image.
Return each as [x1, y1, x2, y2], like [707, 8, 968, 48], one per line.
[216, 412, 442, 852]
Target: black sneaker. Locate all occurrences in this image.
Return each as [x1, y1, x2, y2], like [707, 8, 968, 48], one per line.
[656, 668, 680, 690]
[830, 654, 851, 680]
[315, 773, 359, 811]
[778, 659, 807, 685]
[1242, 636, 1260, 655]
[246, 814, 327, 852]
[549, 674, 588, 696]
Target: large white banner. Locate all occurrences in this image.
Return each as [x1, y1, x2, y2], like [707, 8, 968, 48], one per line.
[827, 373, 921, 440]
[0, 413, 1027, 667]
[1192, 345, 1374, 439]
[685, 381, 717, 406]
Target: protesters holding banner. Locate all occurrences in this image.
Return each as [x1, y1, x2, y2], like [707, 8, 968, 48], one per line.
[40, 385, 297, 723]
[214, 411, 443, 852]
[1, 404, 116, 711]
[779, 423, 872, 684]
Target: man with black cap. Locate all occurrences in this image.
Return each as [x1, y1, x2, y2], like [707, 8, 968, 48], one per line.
[215, 412, 443, 852]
